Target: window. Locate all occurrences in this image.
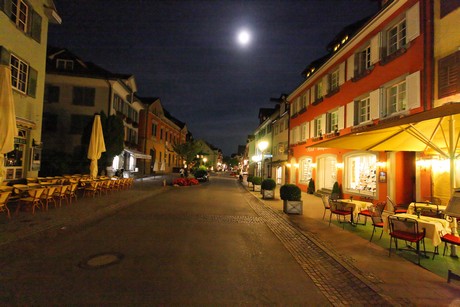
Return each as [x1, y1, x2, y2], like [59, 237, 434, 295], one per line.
[314, 117, 322, 137]
[438, 51, 460, 98]
[113, 95, 124, 112]
[73, 87, 95, 106]
[326, 110, 339, 133]
[151, 123, 157, 137]
[291, 99, 298, 116]
[387, 20, 406, 55]
[314, 82, 323, 101]
[300, 123, 307, 141]
[56, 59, 74, 70]
[160, 128, 163, 140]
[299, 157, 313, 183]
[357, 97, 370, 124]
[386, 80, 407, 114]
[10, 54, 28, 93]
[300, 93, 307, 110]
[356, 45, 371, 75]
[44, 85, 60, 103]
[344, 153, 377, 195]
[329, 69, 340, 92]
[70, 114, 92, 134]
[11, 0, 28, 32]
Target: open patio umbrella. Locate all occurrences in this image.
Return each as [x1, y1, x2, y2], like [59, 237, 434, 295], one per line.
[0, 65, 18, 183]
[87, 114, 106, 179]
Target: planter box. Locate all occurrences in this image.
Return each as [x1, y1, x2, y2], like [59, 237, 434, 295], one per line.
[254, 184, 261, 192]
[283, 200, 303, 214]
[263, 189, 275, 199]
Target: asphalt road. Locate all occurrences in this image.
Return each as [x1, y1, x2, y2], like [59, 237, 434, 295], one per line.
[0, 177, 330, 306]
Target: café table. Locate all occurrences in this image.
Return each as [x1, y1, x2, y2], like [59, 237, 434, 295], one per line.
[382, 212, 451, 247]
[337, 199, 373, 224]
[406, 202, 447, 215]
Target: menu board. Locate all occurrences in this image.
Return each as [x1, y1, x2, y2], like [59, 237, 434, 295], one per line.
[444, 190, 460, 218]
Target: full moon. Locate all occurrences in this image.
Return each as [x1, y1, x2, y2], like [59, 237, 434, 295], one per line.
[237, 30, 251, 46]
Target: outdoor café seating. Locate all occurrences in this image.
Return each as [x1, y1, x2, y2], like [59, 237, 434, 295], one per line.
[328, 198, 352, 229]
[40, 186, 57, 210]
[321, 194, 331, 220]
[53, 185, 69, 207]
[388, 215, 426, 265]
[0, 191, 11, 218]
[19, 188, 46, 215]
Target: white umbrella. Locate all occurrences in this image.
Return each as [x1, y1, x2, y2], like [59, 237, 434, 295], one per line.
[160, 160, 165, 172]
[87, 115, 106, 178]
[0, 65, 18, 183]
[153, 160, 159, 172]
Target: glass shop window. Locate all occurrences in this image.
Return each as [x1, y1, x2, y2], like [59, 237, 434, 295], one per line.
[345, 153, 377, 195]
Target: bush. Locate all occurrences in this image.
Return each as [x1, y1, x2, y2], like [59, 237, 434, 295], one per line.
[307, 179, 315, 194]
[194, 169, 208, 178]
[252, 176, 262, 185]
[331, 181, 342, 199]
[247, 175, 254, 183]
[280, 184, 301, 201]
[261, 178, 276, 190]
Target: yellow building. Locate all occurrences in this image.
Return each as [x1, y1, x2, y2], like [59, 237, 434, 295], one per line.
[0, 0, 61, 181]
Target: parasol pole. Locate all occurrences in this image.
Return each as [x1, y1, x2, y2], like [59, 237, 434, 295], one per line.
[449, 115, 457, 256]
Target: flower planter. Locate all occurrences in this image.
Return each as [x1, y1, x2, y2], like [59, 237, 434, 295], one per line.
[283, 200, 303, 214]
[263, 189, 275, 199]
[254, 184, 261, 192]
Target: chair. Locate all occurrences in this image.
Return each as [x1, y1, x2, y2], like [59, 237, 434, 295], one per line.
[387, 196, 407, 214]
[83, 181, 100, 198]
[358, 201, 385, 225]
[321, 194, 331, 220]
[53, 185, 69, 207]
[369, 202, 386, 242]
[440, 234, 460, 257]
[0, 191, 12, 218]
[19, 188, 46, 214]
[99, 180, 112, 195]
[40, 186, 57, 210]
[328, 198, 352, 229]
[388, 215, 426, 265]
[66, 183, 79, 204]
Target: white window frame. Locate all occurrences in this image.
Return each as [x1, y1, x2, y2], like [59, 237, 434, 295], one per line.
[357, 96, 371, 124]
[10, 54, 28, 94]
[56, 59, 74, 70]
[386, 80, 407, 115]
[12, 0, 28, 32]
[299, 157, 313, 184]
[315, 81, 323, 100]
[327, 109, 339, 133]
[314, 117, 322, 137]
[356, 44, 371, 74]
[387, 19, 406, 56]
[344, 152, 377, 196]
[330, 69, 340, 92]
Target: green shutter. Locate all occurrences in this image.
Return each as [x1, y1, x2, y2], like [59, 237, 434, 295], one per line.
[0, 46, 11, 65]
[30, 9, 42, 43]
[27, 66, 37, 97]
[0, 0, 13, 19]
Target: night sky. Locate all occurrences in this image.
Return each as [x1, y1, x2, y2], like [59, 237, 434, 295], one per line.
[48, 0, 380, 155]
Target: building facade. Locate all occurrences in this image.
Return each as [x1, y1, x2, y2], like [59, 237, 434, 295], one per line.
[0, 0, 61, 181]
[288, 0, 440, 205]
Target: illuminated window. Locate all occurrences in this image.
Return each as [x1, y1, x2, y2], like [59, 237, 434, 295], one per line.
[299, 157, 313, 183]
[345, 153, 377, 195]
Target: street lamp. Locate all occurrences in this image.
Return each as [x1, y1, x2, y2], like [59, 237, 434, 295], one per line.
[257, 141, 269, 179]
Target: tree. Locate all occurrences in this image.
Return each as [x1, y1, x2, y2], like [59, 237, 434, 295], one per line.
[100, 112, 125, 168]
[172, 139, 200, 168]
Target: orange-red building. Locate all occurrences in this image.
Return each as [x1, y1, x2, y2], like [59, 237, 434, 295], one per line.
[287, 0, 459, 206]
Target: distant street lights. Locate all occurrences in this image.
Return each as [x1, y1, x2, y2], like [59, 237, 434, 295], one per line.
[257, 141, 269, 179]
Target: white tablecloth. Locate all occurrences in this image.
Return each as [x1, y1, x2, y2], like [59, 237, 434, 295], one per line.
[406, 202, 447, 215]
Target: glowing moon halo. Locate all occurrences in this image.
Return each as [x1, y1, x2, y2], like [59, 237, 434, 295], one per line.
[237, 29, 251, 46]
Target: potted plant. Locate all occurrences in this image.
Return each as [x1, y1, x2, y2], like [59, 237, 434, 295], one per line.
[280, 184, 303, 214]
[247, 175, 254, 188]
[331, 181, 342, 200]
[307, 178, 315, 194]
[261, 178, 276, 199]
[252, 176, 262, 192]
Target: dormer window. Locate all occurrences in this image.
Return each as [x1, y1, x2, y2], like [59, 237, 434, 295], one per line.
[56, 59, 74, 70]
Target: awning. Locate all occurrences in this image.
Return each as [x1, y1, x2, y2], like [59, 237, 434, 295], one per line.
[125, 149, 151, 160]
[309, 102, 460, 191]
[309, 102, 460, 157]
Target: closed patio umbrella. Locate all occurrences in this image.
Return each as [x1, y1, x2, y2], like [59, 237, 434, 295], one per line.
[87, 115, 106, 179]
[0, 65, 18, 183]
[153, 160, 159, 172]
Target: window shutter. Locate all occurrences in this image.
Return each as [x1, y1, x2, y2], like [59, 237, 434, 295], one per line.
[338, 106, 345, 130]
[346, 101, 354, 127]
[370, 89, 380, 120]
[309, 121, 313, 138]
[353, 101, 359, 125]
[321, 114, 326, 134]
[438, 51, 460, 98]
[27, 66, 38, 97]
[322, 75, 329, 95]
[305, 88, 310, 105]
[370, 33, 380, 64]
[305, 121, 310, 139]
[326, 113, 331, 133]
[406, 2, 420, 42]
[407, 70, 421, 110]
[0, 46, 11, 65]
[30, 9, 42, 43]
[339, 62, 345, 85]
[347, 54, 354, 80]
[0, 0, 12, 18]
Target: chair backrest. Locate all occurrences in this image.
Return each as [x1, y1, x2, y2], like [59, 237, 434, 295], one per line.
[374, 201, 386, 216]
[321, 194, 330, 208]
[388, 215, 424, 239]
[30, 188, 45, 199]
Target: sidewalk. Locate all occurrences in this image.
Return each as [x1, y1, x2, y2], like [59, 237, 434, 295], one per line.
[0, 175, 174, 247]
[245, 182, 460, 306]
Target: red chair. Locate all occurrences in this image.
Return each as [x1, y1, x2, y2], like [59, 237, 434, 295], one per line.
[368, 202, 386, 242]
[328, 199, 352, 229]
[387, 196, 407, 214]
[441, 234, 460, 256]
[388, 215, 426, 265]
[321, 194, 331, 220]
